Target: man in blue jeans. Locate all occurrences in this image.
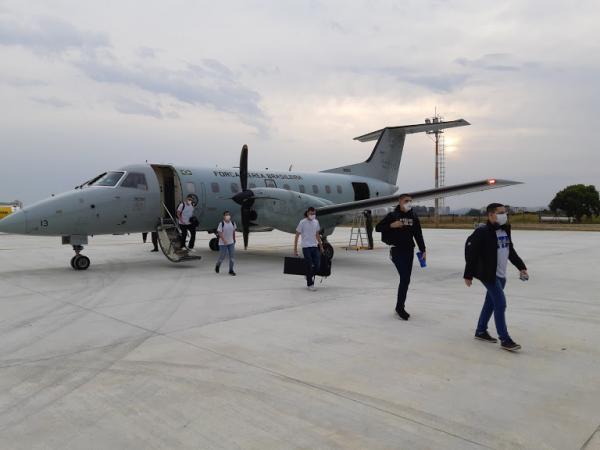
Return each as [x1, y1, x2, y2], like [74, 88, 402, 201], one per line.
[375, 194, 426, 320]
[294, 207, 323, 291]
[464, 203, 528, 352]
[215, 211, 237, 276]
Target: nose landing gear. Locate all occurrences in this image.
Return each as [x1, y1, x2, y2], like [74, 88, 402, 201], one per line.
[70, 245, 90, 270]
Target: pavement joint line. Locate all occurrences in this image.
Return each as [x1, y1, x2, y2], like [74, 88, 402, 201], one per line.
[7, 282, 498, 448]
[581, 423, 600, 449]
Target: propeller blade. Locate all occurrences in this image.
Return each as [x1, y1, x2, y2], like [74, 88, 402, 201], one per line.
[240, 144, 248, 192]
[241, 205, 251, 249]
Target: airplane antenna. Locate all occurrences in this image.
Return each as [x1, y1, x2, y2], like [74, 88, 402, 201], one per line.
[288, 164, 293, 172]
[426, 109, 446, 225]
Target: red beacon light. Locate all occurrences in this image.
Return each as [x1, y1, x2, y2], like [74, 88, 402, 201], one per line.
[488, 179, 497, 185]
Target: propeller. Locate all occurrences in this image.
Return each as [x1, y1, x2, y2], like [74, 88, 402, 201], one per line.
[232, 145, 254, 249]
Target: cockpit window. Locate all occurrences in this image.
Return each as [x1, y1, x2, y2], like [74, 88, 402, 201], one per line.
[89, 171, 125, 187]
[121, 172, 148, 190]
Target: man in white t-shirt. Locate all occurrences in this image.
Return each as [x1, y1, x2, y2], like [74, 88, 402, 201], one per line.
[177, 195, 197, 250]
[294, 207, 323, 291]
[215, 211, 237, 275]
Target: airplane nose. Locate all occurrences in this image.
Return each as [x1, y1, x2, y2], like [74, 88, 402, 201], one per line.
[0, 210, 27, 234]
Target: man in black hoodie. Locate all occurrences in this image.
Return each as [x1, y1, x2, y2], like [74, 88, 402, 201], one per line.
[464, 203, 528, 352]
[375, 194, 426, 320]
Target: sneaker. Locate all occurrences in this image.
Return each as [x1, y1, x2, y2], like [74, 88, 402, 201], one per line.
[396, 309, 410, 320]
[475, 331, 498, 343]
[307, 285, 317, 291]
[215, 264, 220, 273]
[151, 248, 159, 252]
[229, 271, 236, 276]
[501, 340, 522, 352]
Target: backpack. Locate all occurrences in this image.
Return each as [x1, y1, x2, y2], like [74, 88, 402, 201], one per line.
[316, 254, 332, 277]
[380, 211, 400, 245]
[464, 228, 484, 279]
[220, 221, 236, 229]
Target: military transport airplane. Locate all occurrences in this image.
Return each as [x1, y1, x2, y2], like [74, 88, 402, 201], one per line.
[0, 119, 520, 270]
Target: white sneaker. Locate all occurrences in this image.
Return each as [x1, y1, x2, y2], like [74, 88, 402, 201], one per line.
[307, 285, 317, 291]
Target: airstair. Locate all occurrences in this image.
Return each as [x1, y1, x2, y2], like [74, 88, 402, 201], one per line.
[156, 205, 202, 263]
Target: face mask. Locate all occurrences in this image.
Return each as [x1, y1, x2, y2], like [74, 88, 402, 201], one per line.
[187, 200, 193, 205]
[402, 202, 412, 212]
[496, 213, 508, 226]
[308, 214, 316, 220]
[224, 215, 231, 222]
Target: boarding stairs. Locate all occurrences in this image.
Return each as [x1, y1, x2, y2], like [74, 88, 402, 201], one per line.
[156, 205, 202, 263]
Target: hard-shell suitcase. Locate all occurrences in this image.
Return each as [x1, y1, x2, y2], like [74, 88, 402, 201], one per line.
[283, 256, 307, 275]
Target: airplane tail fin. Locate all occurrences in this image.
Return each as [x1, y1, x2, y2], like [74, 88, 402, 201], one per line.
[321, 119, 470, 185]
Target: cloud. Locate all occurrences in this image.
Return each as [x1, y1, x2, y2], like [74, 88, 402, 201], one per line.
[360, 66, 470, 93]
[75, 54, 267, 131]
[454, 53, 529, 72]
[0, 15, 109, 54]
[0, 76, 47, 87]
[114, 98, 163, 119]
[30, 96, 70, 108]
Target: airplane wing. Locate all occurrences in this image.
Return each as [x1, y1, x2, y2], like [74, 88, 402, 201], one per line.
[316, 179, 522, 216]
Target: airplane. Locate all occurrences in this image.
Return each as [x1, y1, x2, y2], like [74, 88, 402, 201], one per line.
[0, 119, 521, 270]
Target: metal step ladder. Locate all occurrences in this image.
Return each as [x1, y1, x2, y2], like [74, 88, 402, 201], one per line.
[156, 204, 202, 263]
[346, 212, 369, 251]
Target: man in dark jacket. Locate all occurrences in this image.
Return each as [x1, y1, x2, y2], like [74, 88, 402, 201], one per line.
[464, 203, 528, 352]
[375, 194, 426, 320]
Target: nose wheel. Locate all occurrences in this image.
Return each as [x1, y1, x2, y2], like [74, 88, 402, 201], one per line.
[70, 245, 91, 270]
[209, 237, 219, 251]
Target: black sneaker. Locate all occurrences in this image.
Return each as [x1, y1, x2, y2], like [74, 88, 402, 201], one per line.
[475, 331, 498, 343]
[151, 248, 158, 252]
[396, 309, 410, 321]
[501, 340, 522, 352]
[229, 271, 236, 276]
[215, 264, 220, 273]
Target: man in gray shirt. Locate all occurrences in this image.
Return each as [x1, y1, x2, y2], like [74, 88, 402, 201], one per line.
[294, 207, 323, 291]
[215, 211, 237, 276]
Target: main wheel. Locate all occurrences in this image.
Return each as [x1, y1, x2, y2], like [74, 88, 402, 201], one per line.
[209, 237, 219, 251]
[70, 256, 77, 269]
[323, 243, 334, 260]
[73, 255, 90, 270]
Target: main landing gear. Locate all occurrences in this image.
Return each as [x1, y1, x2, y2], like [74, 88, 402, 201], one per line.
[209, 236, 219, 251]
[70, 245, 90, 270]
[321, 236, 334, 260]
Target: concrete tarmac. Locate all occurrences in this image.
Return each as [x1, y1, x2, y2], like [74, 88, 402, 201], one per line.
[0, 229, 598, 450]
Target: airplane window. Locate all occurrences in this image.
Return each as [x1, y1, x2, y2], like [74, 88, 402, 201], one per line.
[231, 183, 240, 193]
[337, 185, 343, 194]
[186, 182, 196, 193]
[325, 185, 332, 194]
[249, 183, 257, 189]
[89, 171, 125, 187]
[312, 185, 319, 194]
[121, 173, 148, 190]
[265, 179, 277, 188]
[283, 184, 291, 190]
[299, 185, 305, 193]
[211, 182, 220, 193]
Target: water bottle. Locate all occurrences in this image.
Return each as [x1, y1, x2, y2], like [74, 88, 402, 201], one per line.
[416, 251, 426, 268]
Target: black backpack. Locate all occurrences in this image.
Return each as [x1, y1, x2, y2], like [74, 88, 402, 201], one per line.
[465, 228, 484, 279]
[316, 254, 332, 277]
[380, 211, 401, 245]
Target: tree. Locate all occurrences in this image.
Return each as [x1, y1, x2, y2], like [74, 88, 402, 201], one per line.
[465, 208, 482, 217]
[549, 184, 600, 222]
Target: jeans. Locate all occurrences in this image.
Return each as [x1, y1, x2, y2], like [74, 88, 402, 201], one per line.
[477, 277, 510, 342]
[217, 243, 235, 272]
[390, 247, 414, 312]
[302, 246, 321, 286]
[180, 225, 196, 249]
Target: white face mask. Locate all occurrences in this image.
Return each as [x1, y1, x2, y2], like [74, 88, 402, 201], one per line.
[308, 214, 316, 220]
[187, 200, 193, 206]
[224, 215, 231, 222]
[402, 201, 412, 212]
[496, 213, 508, 226]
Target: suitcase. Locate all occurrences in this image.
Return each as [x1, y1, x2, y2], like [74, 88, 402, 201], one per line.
[283, 256, 307, 275]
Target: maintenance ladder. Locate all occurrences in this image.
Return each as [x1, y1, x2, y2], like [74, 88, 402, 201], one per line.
[346, 212, 370, 251]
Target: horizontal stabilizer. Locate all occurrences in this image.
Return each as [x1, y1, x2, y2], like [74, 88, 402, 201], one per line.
[354, 119, 470, 142]
[316, 179, 522, 216]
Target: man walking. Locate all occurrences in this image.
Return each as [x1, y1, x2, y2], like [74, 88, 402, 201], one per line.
[294, 207, 323, 291]
[375, 194, 425, 320]
[215, 211, 237, 276]
[464, 203, 528, 352]
[177, 195, 196, 250]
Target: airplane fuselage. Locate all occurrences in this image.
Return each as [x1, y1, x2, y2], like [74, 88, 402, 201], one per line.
[1, 163, 397, 238]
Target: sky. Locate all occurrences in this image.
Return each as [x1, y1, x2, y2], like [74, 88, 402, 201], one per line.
[1, 0, 599, 209]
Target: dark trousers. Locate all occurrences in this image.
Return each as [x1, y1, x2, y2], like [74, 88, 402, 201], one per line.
[180, 225, 196, 249]
[142, 232, 158, 250]
[477, 277, 510, 342]
[390, 246, 414, 312]
[302, 246, 321, 286]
